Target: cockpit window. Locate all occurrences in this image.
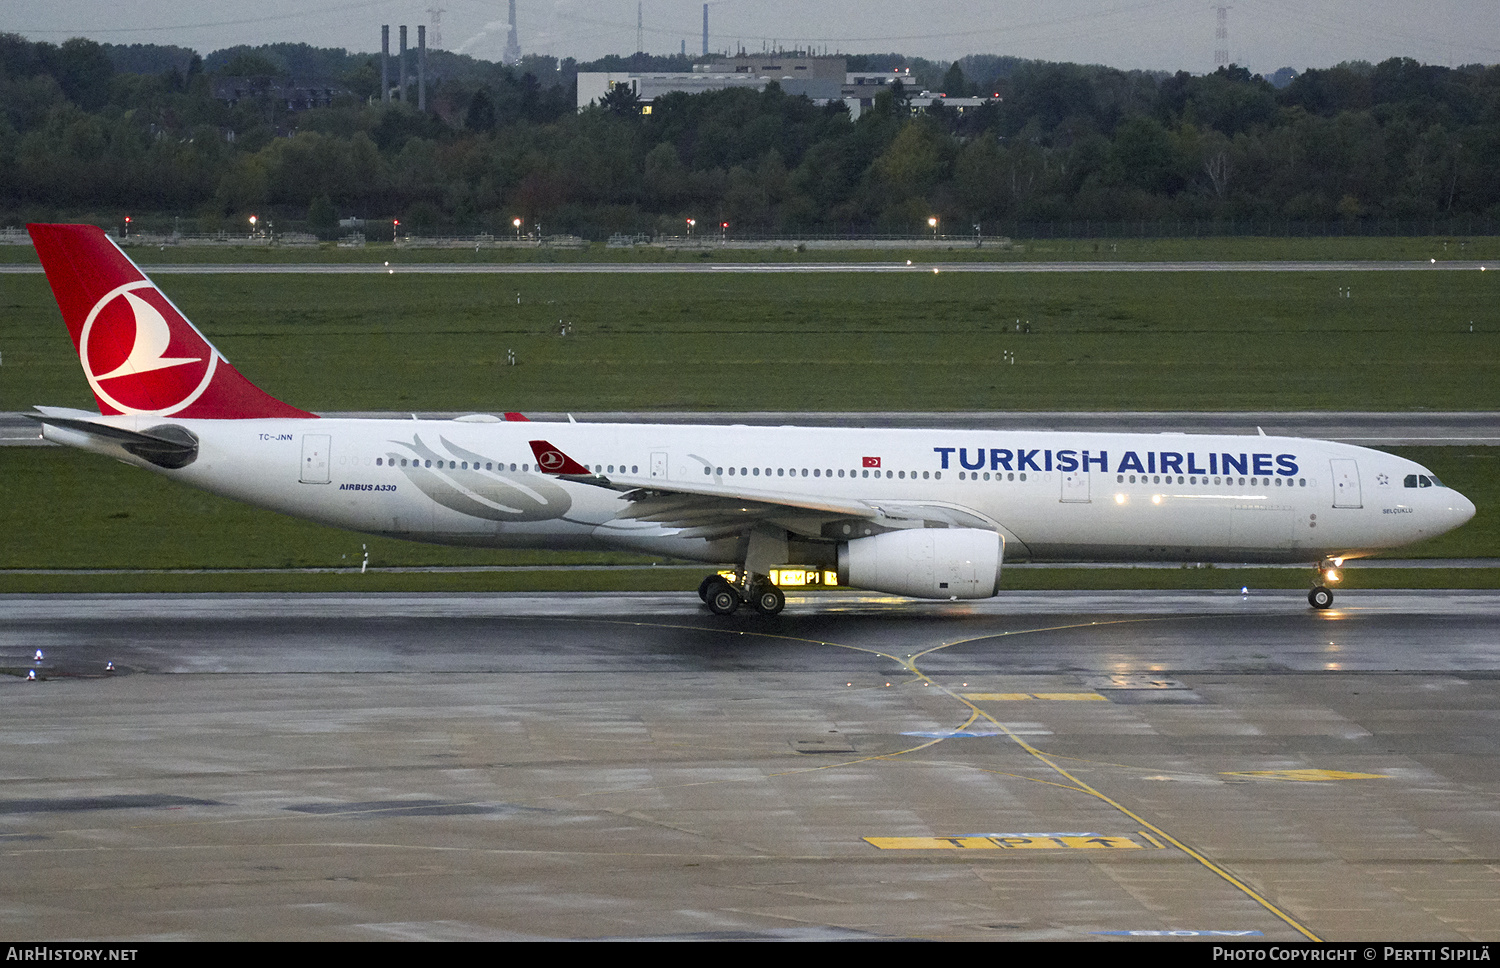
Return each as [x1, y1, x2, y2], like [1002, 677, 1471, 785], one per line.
[1405, 473, 1441, 488]
[1404, 474, 1418, 487]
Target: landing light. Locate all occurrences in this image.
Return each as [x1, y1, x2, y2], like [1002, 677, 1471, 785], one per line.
[1114, 493, 1126, 504]
[1151, 494, 1162, 505]
[1324, 569, 1342, 583]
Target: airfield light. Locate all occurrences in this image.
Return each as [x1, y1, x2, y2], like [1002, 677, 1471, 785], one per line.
[513, 217, 523, 241]
[123, 216, 131, 238]
[393, 219, 400, 242]
[248, 215, 257, 238]
[686, 218, 696, 239]
[928, 216, 939, 238]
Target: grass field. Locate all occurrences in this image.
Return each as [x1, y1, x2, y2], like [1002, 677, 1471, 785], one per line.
[3, 269, 1495, 413]
[3, 257, 1492, 593]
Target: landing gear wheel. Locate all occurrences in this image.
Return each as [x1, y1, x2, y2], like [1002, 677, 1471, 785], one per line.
[698, 575, 716, 603]
[752, 584, 785, 617]
[1308, 586, 1334, 610]
[705, 578, 741, 616]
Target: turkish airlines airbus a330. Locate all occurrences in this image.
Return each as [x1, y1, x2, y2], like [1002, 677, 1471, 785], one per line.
[24, 224, 1475, 615]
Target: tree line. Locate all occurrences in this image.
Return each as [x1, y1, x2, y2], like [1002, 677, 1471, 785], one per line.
[2, 33, 1498, 238]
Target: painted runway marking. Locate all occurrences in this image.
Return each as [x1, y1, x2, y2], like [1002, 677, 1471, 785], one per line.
[964, 692, 1108, 701]
[1223, 769, 1387, 782]
[1093, 930, 1264, 937]
[866, 833, 1158, 850]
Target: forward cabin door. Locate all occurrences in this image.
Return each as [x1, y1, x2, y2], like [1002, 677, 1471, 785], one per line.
[1060, 468, 1091, 503]
[1330, 459, 1362, 508]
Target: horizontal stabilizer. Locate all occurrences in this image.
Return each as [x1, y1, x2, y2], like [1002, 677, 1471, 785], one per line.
[27, 410, 199, 469]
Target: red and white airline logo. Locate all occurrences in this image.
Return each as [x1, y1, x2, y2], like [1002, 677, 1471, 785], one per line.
[536, 449, 566, 471]
[863, 456, 881, 468]
[80, 283, 217, 415]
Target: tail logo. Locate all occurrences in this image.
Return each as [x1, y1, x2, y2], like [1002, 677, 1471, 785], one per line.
[536, 449, 566, 471]
[81, 283, 218, 415]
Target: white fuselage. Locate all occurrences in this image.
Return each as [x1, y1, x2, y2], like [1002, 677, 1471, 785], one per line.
[46, 415, 1476, 571]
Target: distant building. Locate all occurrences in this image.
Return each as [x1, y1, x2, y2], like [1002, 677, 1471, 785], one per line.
[844, 69, 1000, 119]
[213, 77, 349, 111]
[578, 53, 846, 113]
[578, 57, 998, 119]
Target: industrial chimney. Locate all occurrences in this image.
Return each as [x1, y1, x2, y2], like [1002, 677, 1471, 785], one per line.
[418, 25, 427, 110]
[381, 25, 390, 103]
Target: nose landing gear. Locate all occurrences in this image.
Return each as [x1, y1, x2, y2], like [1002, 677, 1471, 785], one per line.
[1308, 558, 1343, 610]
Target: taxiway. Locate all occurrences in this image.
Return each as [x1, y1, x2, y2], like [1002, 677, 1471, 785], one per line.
[2, 590, 1498, 941]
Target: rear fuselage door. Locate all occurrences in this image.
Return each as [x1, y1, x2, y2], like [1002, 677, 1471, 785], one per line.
[1330, 458, 1362, 508]
[301, 434, 331, 484]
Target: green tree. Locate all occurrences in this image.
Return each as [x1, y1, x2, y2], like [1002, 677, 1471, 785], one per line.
[600, 81, 640, 116]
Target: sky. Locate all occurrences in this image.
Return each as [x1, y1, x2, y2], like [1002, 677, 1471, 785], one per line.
[5, 0, 1499, 76]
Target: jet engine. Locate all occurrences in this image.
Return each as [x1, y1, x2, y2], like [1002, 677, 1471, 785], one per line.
[837, 527, 1002, 599]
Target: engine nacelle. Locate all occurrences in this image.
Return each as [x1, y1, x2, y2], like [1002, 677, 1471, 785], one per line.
[837, 527, 1003, 599]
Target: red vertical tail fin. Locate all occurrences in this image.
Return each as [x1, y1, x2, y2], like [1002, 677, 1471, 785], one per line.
[28, 224, 314, 419]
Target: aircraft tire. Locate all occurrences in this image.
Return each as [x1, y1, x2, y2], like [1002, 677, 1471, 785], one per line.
[1308, 586, 1334, 609]
[698, 575, 716, 603]
[706, 578, 741, 616]
[752, 584, 785, 617]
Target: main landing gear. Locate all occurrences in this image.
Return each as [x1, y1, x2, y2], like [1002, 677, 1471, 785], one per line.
[698, 573, 785, 617]
[1308, 557, 1343, 610]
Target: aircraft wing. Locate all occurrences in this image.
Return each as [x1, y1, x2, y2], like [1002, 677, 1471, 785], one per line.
[529, 439, 998, 541]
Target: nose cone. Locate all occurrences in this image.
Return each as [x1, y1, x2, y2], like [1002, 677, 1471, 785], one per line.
[1449, 490, 1478, 531]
